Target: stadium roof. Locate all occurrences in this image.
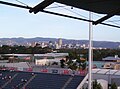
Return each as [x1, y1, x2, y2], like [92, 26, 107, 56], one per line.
[30, 0, 120, 15]
[55, 0, 120, 15]
[35, 53, 68, 57]
[102, 56, 120, 61]
[92, 69, 120, 76]
[0, 0, 120, 28]
[29, 0, 120, 27]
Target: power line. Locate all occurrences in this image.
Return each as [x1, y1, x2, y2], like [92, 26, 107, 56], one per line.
[54, 3, 120, 27]
[107, 22, 120, 26]
[15, 0, 28, 6]
[106, 19, 120, 26]
[54, 3, 88, 19]
[93, 13, 120, 26]
[0, 1, 31, 9]
[107, 20, 120, 22]
[0, 1, 120, 29]
[46, 5, 65, 9]
[40, 10, 120, 28]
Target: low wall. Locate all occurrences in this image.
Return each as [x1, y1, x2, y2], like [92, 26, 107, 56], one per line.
[0, 66, 87, 76]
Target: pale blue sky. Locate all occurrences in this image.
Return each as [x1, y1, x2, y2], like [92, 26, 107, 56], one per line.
[0, 0, 120, 42]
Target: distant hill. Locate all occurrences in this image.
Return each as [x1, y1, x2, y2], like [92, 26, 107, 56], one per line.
[0, 37, 120, 49]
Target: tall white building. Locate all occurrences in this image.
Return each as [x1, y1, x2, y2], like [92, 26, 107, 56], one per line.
[58, 38, 62, 48]
[55, 43, 59, 49]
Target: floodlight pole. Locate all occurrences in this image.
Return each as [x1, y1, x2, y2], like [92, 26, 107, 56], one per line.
[88, 12, 92, 89]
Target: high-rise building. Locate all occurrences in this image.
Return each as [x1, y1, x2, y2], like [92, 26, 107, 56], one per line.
[55, 43, 59, 49]
[58, 38, 62, 48]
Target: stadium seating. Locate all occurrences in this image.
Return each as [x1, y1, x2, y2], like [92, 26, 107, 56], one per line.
[3, 72, 32, 89]
[0, 70, 16, 88]
[26, 73, 71, 89]
[0, 70, 85, 89]
[65, 75, 85, 89]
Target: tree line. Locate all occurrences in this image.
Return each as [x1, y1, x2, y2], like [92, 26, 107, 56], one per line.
[1, 45, 120, 61]
[58, 48, 120, 61]
[0, 45, 52, 54]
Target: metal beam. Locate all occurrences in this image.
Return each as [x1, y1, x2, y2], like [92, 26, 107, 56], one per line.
[0, 1, 120, 28]
[0, 1, 31, 9]
[29, 0, 55, 14]
[40, 10, 120, 28]
[93, 14, 114, 25]
[93, 10, 120, 25]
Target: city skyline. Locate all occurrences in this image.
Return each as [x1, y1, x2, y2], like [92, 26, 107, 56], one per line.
[0, 0, 120, 42]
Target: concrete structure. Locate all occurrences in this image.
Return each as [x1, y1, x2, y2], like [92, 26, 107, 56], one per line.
[0, 62, 30, 68]
[35, 53, 68, 66]
[102, 56, 120, 70]
[92, 69, 120, 86]
[35, 58, 60, 66]
[114, 63, 120, 70]
[102, 56, 120, 62]
[34, 53, 68, 58]
[97, 79, 108, 89]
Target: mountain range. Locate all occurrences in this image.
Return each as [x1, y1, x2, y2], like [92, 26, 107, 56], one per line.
[0, 37, 120, 49]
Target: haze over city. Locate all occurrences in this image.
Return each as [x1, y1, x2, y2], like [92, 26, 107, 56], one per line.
[0, 1, 120, 89]
[0, 0, 120, 42]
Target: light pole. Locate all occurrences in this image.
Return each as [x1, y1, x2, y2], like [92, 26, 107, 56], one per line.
[88, 12, 93, 89]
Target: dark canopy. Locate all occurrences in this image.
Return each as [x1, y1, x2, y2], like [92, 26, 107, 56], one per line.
[0, 0, 120, 27]
[28, 0, 120, 25]
[56, 0, 120, 15]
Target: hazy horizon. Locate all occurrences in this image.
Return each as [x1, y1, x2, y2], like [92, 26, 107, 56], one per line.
[0, 36, 120, 42]
[0, 0, 120, 42]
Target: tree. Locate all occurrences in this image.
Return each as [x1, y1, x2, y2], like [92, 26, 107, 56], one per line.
[111, 83, 117, 89]
[60, 59, 65, 68]
[93, 80, 102, 89]
[65, 51, 87, 70]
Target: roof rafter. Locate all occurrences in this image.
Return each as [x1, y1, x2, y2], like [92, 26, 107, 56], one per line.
[93, 10, 120, 25]
[0, 1, 31, 9]
[0, 0, 120, 28]
[29, 0, 55, 14]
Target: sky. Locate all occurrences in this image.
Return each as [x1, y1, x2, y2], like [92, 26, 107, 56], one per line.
[0, 0, 120, 42]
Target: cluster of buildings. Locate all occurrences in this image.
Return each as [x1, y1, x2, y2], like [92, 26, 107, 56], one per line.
[102, 55, 120, 70]
[25, 39, 110, 49]
[26, 38, 89, 49]
[25, 38, 63, 49]
[1, 53, 120, 88]
[0, 38, 111, 49]
[0, 53, 68, 66]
